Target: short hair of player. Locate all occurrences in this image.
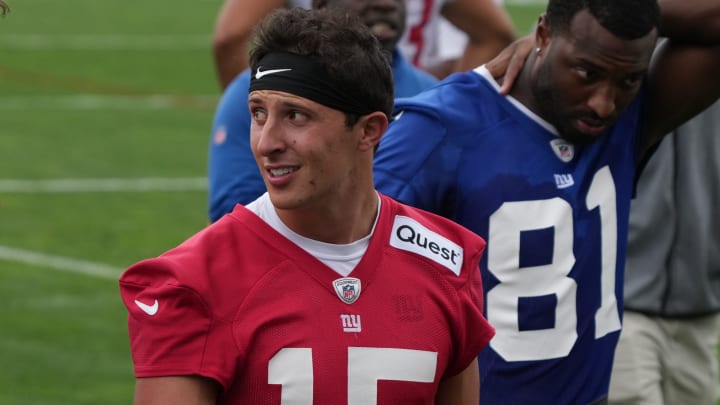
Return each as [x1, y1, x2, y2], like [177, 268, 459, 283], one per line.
[249, 7, 394, 126]
[546, 0, 660, 40]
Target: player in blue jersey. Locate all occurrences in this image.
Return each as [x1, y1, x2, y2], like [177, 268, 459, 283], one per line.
[373, 0, 720, 404]
[207, 0, 440, 222]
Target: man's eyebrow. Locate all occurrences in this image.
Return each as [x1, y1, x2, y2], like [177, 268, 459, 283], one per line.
[280, 99, 312, 110]
[248, 95, 313, 112]
[573, 54, 649, 76]
[248, 94, 264, 104]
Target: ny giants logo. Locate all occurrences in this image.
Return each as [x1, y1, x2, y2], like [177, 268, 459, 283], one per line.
[340, 314, 361, 333]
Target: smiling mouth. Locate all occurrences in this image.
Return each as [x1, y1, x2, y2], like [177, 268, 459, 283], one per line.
[269, 167, 298, 177]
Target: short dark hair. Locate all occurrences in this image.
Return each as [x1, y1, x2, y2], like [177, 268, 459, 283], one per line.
[546, 0, 660, 40]
[249, 8, 394, 126]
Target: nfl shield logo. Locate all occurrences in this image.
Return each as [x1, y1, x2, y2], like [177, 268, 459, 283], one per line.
[333, 277, 362, 304]
[213, 126, 227, 145]
[343, 285, 354, 299]
[550, 138, 575, 162]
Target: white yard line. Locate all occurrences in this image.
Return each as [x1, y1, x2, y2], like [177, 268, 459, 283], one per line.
[0, 177, 207, 278]
[0, 177, 207, 193]
[0, 245, 122, 280]
[0, 94, 217, 110]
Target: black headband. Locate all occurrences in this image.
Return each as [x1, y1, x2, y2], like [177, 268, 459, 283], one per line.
[249, 52, 375, 116]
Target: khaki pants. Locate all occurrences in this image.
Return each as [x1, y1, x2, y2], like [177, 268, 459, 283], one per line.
[608, 311, 720, 405]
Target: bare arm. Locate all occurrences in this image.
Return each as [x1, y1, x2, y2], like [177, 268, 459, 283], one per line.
[441, 0, 516, 73]
[435, 359, 480, 405]
[642, 0, 720, 156]
[134, 376, 220, 405]
[212, 0, 285, 89]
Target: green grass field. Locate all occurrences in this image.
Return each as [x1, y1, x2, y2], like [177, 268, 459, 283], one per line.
[0, 1, 545, 403]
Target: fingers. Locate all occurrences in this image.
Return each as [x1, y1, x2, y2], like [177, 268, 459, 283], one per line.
[485, 35, 535, 95]
[486, 44, 516, 79]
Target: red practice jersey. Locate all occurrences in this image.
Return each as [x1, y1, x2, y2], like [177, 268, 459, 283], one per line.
[119, 194, 494, 404]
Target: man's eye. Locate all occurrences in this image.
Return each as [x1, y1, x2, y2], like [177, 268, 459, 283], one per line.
[251, 108, 267, 122]
[288, 111, 308, 122]
[576, 67, 594, 80]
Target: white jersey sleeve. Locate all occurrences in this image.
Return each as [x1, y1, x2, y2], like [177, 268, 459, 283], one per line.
[398, 0, 452, 69]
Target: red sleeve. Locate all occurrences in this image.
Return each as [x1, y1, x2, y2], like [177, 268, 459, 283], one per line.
[446, 235, 495, 377]
[388, 197, 495, 377]
[119, 256, 238, 390]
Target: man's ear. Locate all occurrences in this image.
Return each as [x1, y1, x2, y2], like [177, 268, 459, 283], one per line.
[535, 14, 551, 51]
[357, 112, 388, 152]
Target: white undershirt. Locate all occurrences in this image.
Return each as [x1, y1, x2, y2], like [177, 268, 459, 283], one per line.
[245, 193, 380, 277]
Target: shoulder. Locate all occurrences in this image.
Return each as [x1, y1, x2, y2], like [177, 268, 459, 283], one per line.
[119, 207, 274, 297]
[386, 196, 485, 251]
[380, 195, 486, 277]
[394, 70, 499, 123]
[382, 70, 502, 148]
[119, 207, 295, 328]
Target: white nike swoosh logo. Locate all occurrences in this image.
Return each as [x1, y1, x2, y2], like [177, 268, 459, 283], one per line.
[134, 299, 159, 316]
[255, 67, 292, 79]
[392, 110, 404, 121]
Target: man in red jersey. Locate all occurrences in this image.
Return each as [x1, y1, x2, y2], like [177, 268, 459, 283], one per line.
[119, 8, 494, 404]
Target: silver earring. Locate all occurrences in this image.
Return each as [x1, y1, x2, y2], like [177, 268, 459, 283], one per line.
[536, 47, 541, 53]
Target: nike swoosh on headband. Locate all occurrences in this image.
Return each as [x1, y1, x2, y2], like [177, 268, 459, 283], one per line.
[255, 67, 293, 79]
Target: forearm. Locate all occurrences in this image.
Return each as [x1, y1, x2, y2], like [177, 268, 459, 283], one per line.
[213, 40, 249, 90]
[134, 376, 219, 405]
[443, 0, 516, 71]
[659, 0, 720, 43]
[435, 359, 480, 405]
[457, 38, 514, 72]
[212, 0, 286, 89]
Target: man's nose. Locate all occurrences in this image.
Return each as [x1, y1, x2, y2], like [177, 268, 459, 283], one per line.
[253, 115, 286, 156]
[586, 82, 616, 119]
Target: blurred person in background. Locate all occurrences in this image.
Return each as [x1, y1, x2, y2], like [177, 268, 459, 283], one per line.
[207, 0, 441, 222]
[1, 0, 9, 16]
[212, 0, 516, 88]
[121, 8, 494, 403]
[418, 0, 516, 79]
[608, 100, 720, 405]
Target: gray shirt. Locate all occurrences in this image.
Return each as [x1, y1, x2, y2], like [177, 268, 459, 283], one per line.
[623, 101, 720, 317]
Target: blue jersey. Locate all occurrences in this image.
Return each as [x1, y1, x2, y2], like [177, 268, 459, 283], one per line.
[374, 66, 645, 405]
[207, 50, 438, 222]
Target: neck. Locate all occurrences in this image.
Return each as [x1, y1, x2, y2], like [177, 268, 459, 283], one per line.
[508, 52, 543, 118]
[276, 186, 379, 245]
